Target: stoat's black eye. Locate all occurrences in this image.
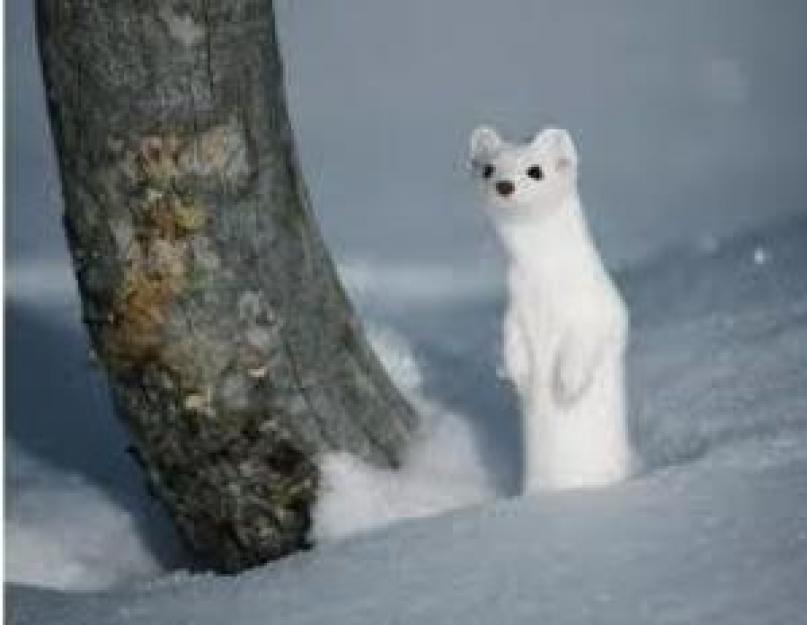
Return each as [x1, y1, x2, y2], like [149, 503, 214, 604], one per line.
[526, 165, 543, 181]
[482, 164, 495, 179]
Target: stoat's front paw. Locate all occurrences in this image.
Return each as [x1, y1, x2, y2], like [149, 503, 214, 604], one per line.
[555, 363, 590, 404]
[554, 340, 599, 405]
[502, 350, 530, 393]
[503, 322, 529, 388]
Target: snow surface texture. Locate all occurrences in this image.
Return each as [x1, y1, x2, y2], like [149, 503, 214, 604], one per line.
[5, 442, 164, 591]
[8, 214, 807, 624]
[5, 262, 185, 591]
[312, 325, 495, 541]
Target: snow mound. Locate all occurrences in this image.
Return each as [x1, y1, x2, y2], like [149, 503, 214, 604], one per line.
[5, 442, 164, 591]
[312, 324, 495, 541]
[5, 276, 186, 591]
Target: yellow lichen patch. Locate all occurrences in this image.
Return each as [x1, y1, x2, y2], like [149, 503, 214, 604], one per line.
[173, 197, 208, 233]
[103, 270, 183, 366]
[103, 231, 188, 368]
[146, 239, 187, 281]
[140, 195, 178, 241]
[101, 129, 221, 375]
[136, 178, 208, 241]
[177, 118, 250, 190]
[137, 135, 182, 190]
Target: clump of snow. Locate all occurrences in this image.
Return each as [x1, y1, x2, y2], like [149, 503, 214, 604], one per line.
[312, 324, 495, 541]
[5, 442, 165, 591]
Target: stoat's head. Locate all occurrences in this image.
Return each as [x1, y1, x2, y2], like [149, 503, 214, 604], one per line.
[469, 125, 579, 217]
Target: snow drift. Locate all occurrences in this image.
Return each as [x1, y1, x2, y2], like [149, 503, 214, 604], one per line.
[313, 325, 495, 541]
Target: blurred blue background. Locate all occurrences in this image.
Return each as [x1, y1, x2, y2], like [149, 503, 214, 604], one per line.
[8, 0, 807, 271]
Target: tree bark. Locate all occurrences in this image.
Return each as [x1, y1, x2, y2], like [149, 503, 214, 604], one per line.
[36, 0, 418, 572]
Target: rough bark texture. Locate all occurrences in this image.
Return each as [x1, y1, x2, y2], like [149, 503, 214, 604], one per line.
[36, 0, 418, 571]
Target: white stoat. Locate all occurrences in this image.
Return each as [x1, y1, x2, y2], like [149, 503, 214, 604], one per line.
[470, 125, 632, 492]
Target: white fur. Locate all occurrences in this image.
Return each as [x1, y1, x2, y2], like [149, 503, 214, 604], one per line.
[471, 125, 632, 491]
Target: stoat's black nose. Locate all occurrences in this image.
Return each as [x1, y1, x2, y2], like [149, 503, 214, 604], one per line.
[496, 180, 515, 197]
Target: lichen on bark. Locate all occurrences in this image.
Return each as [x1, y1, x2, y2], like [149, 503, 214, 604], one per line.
[37, 0, 419, 571]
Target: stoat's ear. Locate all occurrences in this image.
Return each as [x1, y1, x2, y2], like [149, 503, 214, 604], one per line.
[469, 125, 502, 163]
[532, 127, 578, 174]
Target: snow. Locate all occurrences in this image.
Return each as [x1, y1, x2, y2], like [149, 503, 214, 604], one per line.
[5, 442, 164, 591]
[8, 455, 807, 625]
[313, 324, 494, 541]
[5, 263, 187, 591]
[7, 214, 807, 624]
[312, 330, 496, 542]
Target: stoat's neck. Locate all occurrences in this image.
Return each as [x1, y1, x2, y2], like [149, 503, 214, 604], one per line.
[493, 194, 603, 284]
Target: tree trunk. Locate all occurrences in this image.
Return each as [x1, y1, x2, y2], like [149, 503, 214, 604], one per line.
[36, 0, 419, 572]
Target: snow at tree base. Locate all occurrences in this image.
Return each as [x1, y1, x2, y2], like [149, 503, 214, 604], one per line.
[7, 214, 807, 624]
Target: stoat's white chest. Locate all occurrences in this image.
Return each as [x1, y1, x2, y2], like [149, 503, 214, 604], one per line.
[495, 195, 614, 318]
